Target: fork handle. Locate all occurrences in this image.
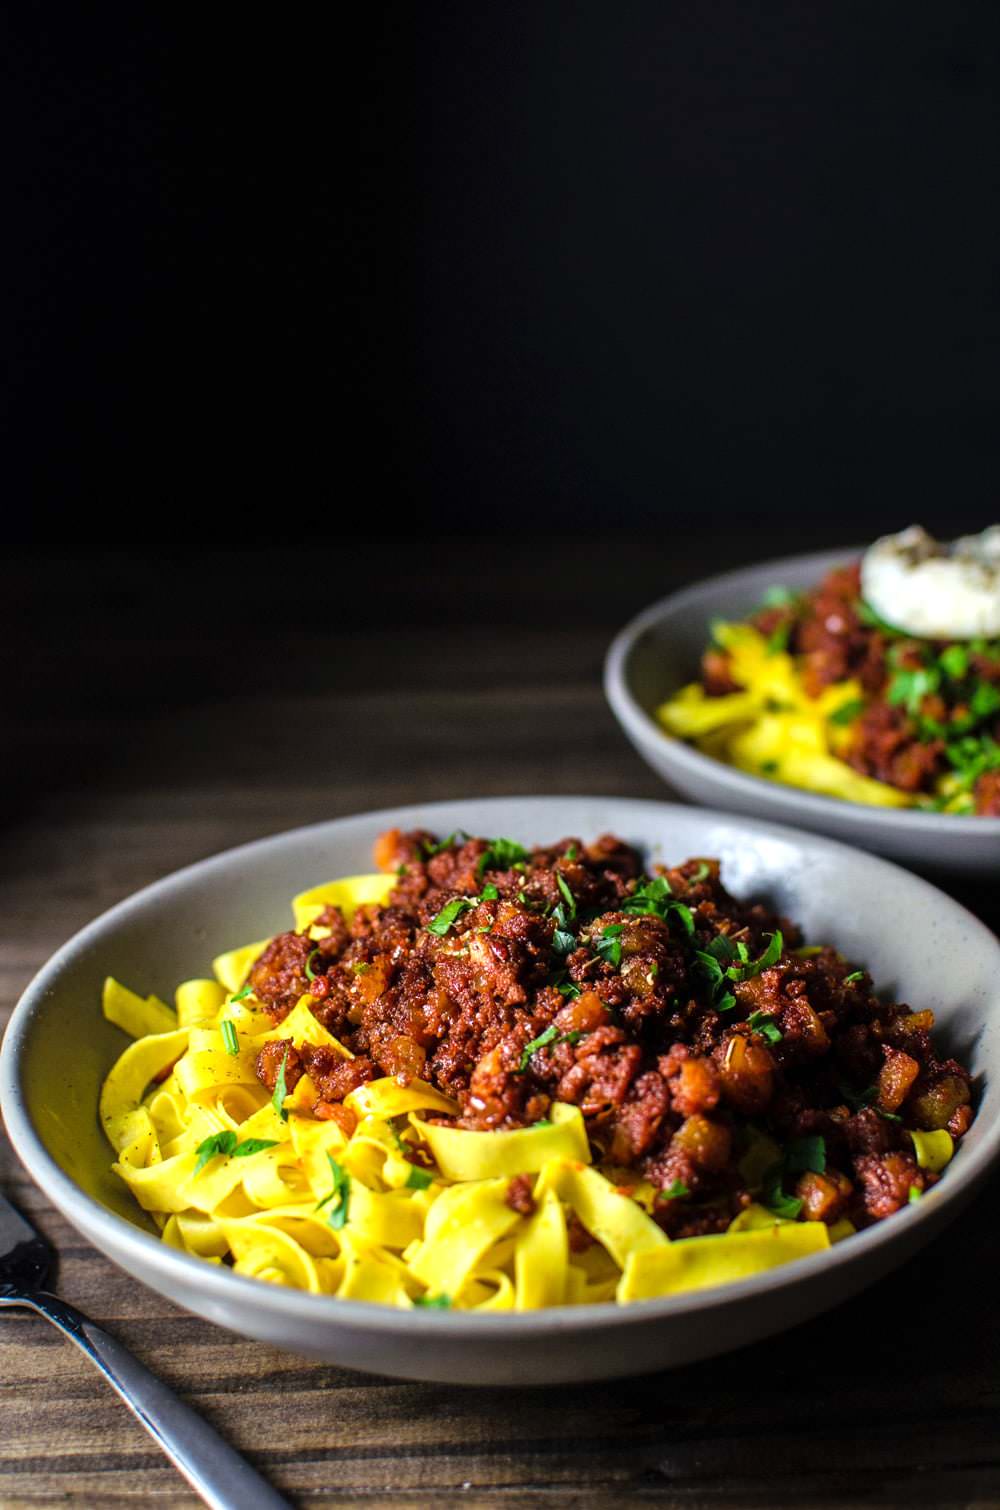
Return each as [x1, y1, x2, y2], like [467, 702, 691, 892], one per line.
[1, 1288, 291, 1509]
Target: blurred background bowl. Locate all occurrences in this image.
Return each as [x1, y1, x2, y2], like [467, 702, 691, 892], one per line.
[604, 548, 1000, 874]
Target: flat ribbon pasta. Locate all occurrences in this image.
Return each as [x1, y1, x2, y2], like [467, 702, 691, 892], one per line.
[99, 873, 841, 1311]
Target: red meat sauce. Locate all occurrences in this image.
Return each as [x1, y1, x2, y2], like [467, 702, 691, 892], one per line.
[701, 561, 1000, 813]
[247, 829, 973, 1236]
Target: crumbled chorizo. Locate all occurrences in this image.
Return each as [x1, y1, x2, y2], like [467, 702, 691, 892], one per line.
[244, 827, 973, 1229]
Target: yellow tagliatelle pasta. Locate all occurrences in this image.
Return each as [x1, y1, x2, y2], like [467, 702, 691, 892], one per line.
[99, 872, 838, 1310]
[656, 623, 912, 808]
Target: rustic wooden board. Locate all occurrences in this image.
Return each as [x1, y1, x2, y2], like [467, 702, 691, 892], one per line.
[2, 539, 997, 1508]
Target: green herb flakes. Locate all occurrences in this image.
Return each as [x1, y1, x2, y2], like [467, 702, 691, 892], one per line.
[556, 873, 577, 920]
[761, 1164, 803, 1221]
[220, 1020, 239, 1056]
[829, 697, 866, 726]
[426, 897, 476, 936]
[232, 1138, 279, 1158]
[746, 1010, 782, 1044]
[405, 1165, 435, 1190]
[552, 926, 577, 957]
[315, 1154, 350, 1229]
[661, 1179, 690, 1200]
[938, 644, 969, 681]
[193, 1131, 277, 1176]
[518, 1025, 558, 1071]
[784, 1134, 826, 1174]
[193, 1131, 237, 1175]
[272, 1049, 291, 1122]
[477, 838, 530, 877]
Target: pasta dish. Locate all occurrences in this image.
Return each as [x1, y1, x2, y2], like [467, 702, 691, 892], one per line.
[100, 827, 971, 1309]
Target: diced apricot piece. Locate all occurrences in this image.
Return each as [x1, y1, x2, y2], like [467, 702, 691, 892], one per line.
[671, 1114, 732, 1173]
[910, 1074, 970, 1131]
[877, 1049, 920, 1113]
[719, 1033, 775, 1115]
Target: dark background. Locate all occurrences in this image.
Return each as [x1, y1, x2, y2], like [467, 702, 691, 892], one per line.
[5, 3, 999, 545]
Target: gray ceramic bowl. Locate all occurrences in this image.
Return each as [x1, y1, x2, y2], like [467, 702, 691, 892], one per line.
[604, 548, 1000, 873]
[3, 796, 999, 1385]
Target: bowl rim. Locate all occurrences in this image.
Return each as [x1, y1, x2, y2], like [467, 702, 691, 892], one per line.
[3, 794, 999, 1340]
[603, 544, 1000, 837]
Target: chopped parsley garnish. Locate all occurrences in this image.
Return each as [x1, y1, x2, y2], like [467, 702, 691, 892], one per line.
[622, 875, 672, 916]
[660, 1179, 690, 1200]
[621, 874, 693, 936]
[231, 984, 253, 1002]
[193, 1132, 278, 1176]
[760, 584, 800, 609]
[836, 1078, 875, 1112]
[220, 1020, 239, 1056]
[564, 844, 578, 860]
[193, 1130, 237, 1175]
[971, 681, 1000, 720]
[746, 931, 783, 976]
[555, 873, 577, 920]
[405, 1165, 435, 1190]
[938, 644, 969, 681]
[594, 924, 624, 970]
[424, 830, 468, 857]
[477, 838, 530, 877]
[518, 1025, 559, 1070]
[315, 1154, 350, 1229]
[695, 930, 782, 1004]
[784, 1135, 826, 1174]
[552, 925, 577, 957]
[426, 896, 476, 936]
[666, 900, 695, 937]
[836, 1077, 898, 1121]
[746, 1010, 782, 1045]
[272, 1049, 291, 1121]
[556, 979, 581, 999]
[887, 665, 940, 717]
[305, 948, 320, 982]
[414, 1293, 452, 1309]
[843, 970, 865, 985]
[481, 882, 499, 901]
[761, 1164, 803, 1221]
[689, 862, 711, 884]
[351, 961, 370, 975]
[908, 1184, 923, 1204]
[829, 697, 866, 726]
[759, 1136, 825, 1217]
[766, 621, 792, 656]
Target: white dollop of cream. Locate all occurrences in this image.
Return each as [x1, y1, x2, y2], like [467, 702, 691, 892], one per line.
[861, 524, 1000, 639]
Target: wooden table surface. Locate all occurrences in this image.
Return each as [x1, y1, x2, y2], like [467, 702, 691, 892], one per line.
[2, 536, 998, 1509]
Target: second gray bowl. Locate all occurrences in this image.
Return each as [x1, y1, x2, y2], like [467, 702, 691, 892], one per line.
[604, 547, 1000, 875]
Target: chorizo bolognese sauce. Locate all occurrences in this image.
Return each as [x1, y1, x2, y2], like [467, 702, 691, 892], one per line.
[658, 555, 1000, 815]
[249, 828, 973, 1234]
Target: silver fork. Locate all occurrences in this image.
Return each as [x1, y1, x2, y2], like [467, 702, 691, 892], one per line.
[0, 1191, 291, 1510]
